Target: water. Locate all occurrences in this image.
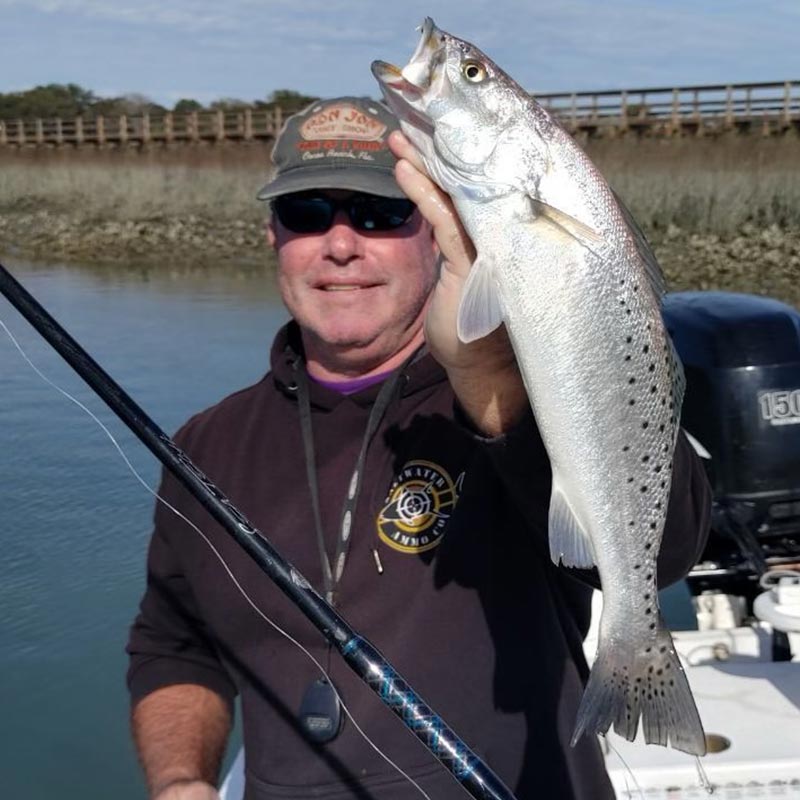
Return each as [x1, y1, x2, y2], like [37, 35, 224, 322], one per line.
[0, 260, 696, 799]
[0, 260, 287, 799]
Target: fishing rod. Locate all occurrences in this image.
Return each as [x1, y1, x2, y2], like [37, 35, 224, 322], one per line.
[0, 261, 517, 800]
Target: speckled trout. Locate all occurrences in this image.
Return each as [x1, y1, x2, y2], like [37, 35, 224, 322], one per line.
[373, 19, 705, 755]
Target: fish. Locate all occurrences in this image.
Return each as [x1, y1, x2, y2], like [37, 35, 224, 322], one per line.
[372, 18, 706, 755]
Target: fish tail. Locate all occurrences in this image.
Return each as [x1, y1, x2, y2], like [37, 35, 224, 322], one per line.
[572, 627, 706, 755]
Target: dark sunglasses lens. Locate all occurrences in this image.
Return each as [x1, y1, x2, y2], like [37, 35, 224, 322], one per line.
[274, 195, 334, 233]
[350, 196, 416, 231]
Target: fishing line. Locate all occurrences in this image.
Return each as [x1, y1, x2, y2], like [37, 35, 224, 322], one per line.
[695, 756, 713, 794]
[0, 315, 433, 800]
[602, 736, 644, 800]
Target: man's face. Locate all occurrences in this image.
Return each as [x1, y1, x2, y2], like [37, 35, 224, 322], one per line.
[267, 190, 439, 373]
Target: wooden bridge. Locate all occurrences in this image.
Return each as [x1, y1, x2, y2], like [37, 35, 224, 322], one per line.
[1, 80, 798, 149]
[537, 80, 800, 137]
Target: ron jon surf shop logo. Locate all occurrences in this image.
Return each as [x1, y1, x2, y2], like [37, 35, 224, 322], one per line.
[377, 460, 463, 554]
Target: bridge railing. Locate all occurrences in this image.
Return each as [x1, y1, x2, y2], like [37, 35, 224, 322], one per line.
[536, 80, 800, 131]
[0, 107, 285, 146]
[1, 81, 798, 146]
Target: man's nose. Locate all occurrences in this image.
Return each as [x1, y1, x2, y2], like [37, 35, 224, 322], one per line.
[323, 210, 363, 264]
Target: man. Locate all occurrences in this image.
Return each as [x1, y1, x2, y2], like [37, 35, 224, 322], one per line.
[127, 97, 711, 800]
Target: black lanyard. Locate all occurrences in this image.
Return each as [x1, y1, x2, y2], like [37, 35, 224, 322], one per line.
[293, 359, 406, 606]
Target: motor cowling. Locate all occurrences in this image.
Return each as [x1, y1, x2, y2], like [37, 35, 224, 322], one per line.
[663, 291, 800, 592]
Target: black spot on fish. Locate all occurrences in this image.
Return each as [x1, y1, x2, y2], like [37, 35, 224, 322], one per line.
[643, 344, 649, 353]
[633, 563, 641, 570]
[642, 455, 650, 463]
[644, 593, 651, 600]
[642, 421, 649, 429]
[640, 485, 648, 493]
[622, 445, 630, 452]
[626, 336, 632, 343]
[628, 377, 636, 384]
[649, 622, 656, 630]
[625, 355, 632, 361]
[629, 399, 635, 406]
[650, 522, 657, 530]
[645, 542, 652, 550]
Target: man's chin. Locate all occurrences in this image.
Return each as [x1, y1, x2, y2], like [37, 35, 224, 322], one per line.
[305, 323, 382, 353]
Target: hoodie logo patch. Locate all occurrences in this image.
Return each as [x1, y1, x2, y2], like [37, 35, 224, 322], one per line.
[377, 460, 464, 553]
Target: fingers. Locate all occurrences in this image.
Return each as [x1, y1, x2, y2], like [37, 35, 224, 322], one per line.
[397, 160, 476, 276]
[389, 134, 476, 275]
[387, 130, 427, 173]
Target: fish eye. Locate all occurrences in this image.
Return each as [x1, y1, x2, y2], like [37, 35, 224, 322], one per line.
[461, 60, 487, 83]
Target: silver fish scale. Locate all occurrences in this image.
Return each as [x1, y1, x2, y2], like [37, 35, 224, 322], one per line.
[463, 192, 682, 645]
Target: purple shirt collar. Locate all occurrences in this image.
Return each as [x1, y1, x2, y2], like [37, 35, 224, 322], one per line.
[310, 370, 394, 395]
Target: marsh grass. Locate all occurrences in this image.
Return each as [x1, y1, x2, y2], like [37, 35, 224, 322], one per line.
[0, 135, 798, 233]
[587, 135, 800, 234]
[0, 158, 269, 223]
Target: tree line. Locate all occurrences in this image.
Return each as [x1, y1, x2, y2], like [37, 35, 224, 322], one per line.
[0, 84, 318, 120]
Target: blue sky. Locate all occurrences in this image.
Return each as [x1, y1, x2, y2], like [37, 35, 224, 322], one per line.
[3, 0, 798, 106]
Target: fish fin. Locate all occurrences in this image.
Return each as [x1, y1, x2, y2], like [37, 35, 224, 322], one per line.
[548, 478, 595, 568]
[611, 188, 668, 301]
[682, 429, 711, 459]
[572, 625, 706, 755]
[456, 254, 504, 343]
[529, 198, 605, 254]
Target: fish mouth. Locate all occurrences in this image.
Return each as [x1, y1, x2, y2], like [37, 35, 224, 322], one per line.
[371, 17, 444, 95]
[370, 60, 415, 93]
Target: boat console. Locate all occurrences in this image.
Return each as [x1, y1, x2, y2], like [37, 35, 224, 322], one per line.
[599, 292, 800, 798]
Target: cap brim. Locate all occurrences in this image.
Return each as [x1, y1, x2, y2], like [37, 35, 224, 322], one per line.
[257, 165, 406, 201]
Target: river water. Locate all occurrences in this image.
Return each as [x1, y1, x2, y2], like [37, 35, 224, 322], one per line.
[0, 260, 286, 799]
[0, 260, 695, 799]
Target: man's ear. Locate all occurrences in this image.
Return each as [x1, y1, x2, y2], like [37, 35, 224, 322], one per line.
[266, 216, 277, 249]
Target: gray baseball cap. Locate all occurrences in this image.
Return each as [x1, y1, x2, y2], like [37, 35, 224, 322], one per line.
[257, 96, 405, 201]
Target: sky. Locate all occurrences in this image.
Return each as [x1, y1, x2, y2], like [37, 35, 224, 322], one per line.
[2, 0, 799, 106]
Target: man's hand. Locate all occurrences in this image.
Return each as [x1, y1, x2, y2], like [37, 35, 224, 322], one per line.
[389, 131, 528, 435]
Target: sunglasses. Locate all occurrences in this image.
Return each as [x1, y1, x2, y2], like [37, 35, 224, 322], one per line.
[272, 191, 416, 234]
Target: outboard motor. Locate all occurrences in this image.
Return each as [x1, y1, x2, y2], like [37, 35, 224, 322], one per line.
[663, 291, 800, 603]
